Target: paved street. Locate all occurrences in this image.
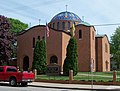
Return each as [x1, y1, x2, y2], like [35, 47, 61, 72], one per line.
[0, 82, 88, 91]
[0, 86, 86, 91]
[0, 83, 89, 91]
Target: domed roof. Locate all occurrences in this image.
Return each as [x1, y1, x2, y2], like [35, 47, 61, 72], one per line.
[51, 11, 82, 23]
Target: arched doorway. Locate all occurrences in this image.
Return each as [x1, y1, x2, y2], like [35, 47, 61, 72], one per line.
[50, 55, 58, 64]
[23, 56, 29, 71]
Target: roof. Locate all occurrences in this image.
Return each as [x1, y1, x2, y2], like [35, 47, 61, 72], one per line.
[17, 25, 46, 36]
[96, 34, 106, 38]
[80, 21, 91, 26]
[50, 11, 82, 23]
[17, 25, 71, 36]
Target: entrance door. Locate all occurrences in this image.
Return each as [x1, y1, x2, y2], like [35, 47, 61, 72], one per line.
[23, 56, 29, 71]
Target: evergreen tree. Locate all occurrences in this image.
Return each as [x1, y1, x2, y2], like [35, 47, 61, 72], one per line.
[32, 39, 47, 74]
[63, 37, 78, 76]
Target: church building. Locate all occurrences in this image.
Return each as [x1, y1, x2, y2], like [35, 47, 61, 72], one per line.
[17, 11, 110, 72]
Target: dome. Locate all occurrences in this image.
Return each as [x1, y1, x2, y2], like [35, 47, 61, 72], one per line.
[51, 11, 82, 23]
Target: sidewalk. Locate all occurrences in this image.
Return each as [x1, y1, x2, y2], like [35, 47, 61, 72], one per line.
[29, 82, 120, 90]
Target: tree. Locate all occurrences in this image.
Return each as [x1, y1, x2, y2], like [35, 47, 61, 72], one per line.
[32, 39, 47, 74]
[63, 37, 78, 76]
[8, 18, 28, 58]
[8, 18, 28, 34]
[110, 26, 120, 68]
[0, 15, 14, 65]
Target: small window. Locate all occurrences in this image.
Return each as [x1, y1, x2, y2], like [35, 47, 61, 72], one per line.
[50, 24, 51, 28]
[38, 36, 40, 40]
[42, 36, 45, 39]
[105, 43, 108, 53]
[53, 23, 54, 28]
[0, 67, 4, 72]
[79, 30, 82, 39]
[57, 22, 60, 30]
[92, 31, 94, 40]
[68, 22, 70, 30]
[93, 60, 94, 69]
[33, 37, 35, 48]
[62, 22, 65, 30]
[6, 67, 17, 72]
[106, 61, 109, 71]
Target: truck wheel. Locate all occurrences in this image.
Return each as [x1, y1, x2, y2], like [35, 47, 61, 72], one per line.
[21, 82, 28, 87]
[9, 78, 17, 86]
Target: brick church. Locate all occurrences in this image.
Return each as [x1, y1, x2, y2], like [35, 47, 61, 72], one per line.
[17, 11, 110, 72]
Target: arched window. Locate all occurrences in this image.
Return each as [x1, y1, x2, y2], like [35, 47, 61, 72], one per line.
[62, 22, 65, 30]
[50, 55, 58, 64]
[38, 36, 40, 40]
[57, 22, 60, 30]
[68, 22, 70, 30]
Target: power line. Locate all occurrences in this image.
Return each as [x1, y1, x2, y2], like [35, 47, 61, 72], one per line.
[93, 23, 120, 26]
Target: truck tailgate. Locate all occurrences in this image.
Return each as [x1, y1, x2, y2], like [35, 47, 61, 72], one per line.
[22, 72, 34, 81]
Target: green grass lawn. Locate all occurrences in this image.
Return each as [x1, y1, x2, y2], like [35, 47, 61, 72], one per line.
[37, 75, 69, 80]
[36, 71, 120, 82]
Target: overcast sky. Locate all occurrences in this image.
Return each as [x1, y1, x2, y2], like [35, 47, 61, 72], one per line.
[1, 0, 120, 40]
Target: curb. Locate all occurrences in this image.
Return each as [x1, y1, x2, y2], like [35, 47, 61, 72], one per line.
[29, 84, 110, 91]
[29, 82, 120, 91]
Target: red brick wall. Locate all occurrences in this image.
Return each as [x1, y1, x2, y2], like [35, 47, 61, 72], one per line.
[102, 36, 110, 71]
[90, 27, 96, 72]
[17, 25, 70, 71]
[96, 38, 102, 71]
[95, 35, 110, 72]
[17, 25, 46, 69]
[74, 25, 96, 72]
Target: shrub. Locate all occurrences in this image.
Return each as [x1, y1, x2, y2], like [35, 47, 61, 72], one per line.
[63, 37, 78, 76]
[32, 39, 47, 74]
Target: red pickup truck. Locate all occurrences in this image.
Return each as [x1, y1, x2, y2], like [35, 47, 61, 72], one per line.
[0, 66, 34, 86]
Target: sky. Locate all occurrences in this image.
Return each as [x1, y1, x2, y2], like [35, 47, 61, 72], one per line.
[1, 0, 120, 40]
